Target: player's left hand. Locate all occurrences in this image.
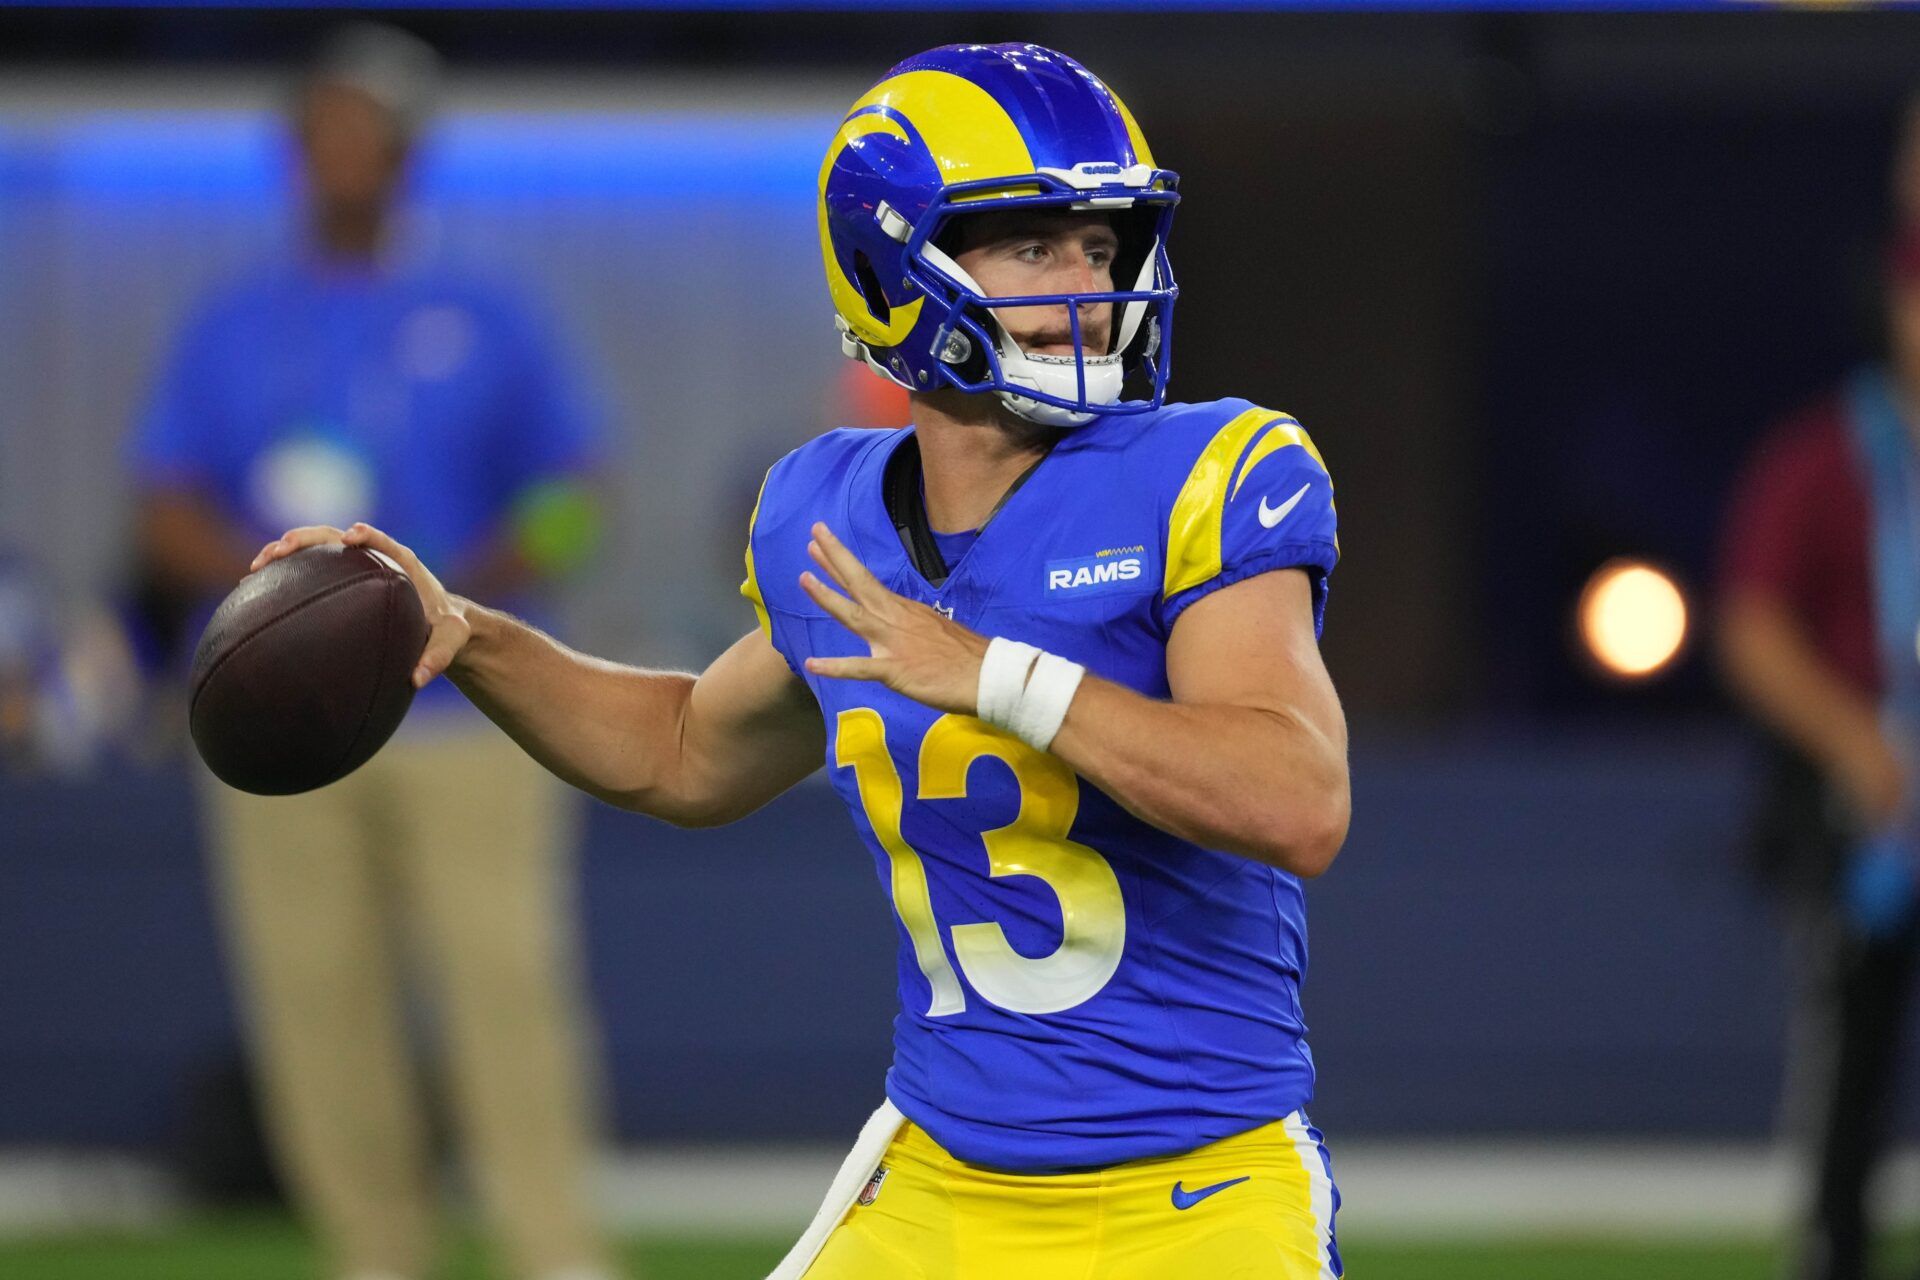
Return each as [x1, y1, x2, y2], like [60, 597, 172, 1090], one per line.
[799, 522, 988, 715]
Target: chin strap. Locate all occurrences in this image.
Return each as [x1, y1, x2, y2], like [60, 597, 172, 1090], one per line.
[835, 315, 917, 391]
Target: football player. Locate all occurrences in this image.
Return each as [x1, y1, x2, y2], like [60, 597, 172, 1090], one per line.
[252, 43, 1347, 1279]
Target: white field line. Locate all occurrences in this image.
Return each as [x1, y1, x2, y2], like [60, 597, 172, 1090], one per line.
[0, 1144, 1915, 1239]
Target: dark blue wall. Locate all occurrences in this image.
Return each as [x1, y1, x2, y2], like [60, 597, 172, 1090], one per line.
[1, 729, 1912, 1152]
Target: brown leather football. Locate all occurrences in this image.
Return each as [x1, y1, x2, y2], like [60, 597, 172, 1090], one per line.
[189, 543, 430, 795]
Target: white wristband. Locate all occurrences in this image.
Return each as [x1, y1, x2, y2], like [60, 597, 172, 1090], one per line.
[977, 637, 1041, 730]
[1008, 650, 1086, 752]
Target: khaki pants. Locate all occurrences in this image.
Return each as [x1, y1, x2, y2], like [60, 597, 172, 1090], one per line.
[202, 726, 612, 1280]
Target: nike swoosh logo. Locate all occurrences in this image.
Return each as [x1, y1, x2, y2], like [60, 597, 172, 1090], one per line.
[1258, 483, 1313, 529]
[1171, 1176, 1251, 1210]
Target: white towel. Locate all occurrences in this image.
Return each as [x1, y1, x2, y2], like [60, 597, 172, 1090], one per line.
[764, 1099, 907, 1280]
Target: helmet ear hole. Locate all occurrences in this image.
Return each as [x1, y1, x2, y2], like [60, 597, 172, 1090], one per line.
[851, 250, 892, 325]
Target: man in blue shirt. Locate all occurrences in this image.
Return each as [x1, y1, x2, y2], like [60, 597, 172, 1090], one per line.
[129, 26, 617, 1280]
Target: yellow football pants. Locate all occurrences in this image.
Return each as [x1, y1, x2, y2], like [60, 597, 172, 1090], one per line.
[803, 1110, 1341, 1280]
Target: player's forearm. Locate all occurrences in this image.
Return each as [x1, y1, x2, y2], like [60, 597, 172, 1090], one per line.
[447, 601, 710, 821]
[1718, 595, 1884, 782]
[1048, 676, 1350, 876]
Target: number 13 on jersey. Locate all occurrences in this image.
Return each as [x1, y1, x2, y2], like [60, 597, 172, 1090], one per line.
[835, 708, 1128, 1018]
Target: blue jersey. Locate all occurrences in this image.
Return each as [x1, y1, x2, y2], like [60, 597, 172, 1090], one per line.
[744, 398, 1339, 1172]
[131, 260, 600, 568]
[128, 257, 601, 706]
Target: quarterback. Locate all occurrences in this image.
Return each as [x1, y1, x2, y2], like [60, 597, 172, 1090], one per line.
[252, 43, 1348, 1280]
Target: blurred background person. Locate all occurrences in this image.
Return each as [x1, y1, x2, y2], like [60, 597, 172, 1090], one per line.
[0, 549, 141, 776]
[1717, 93, 1920, 1280]
[124, 24, 620, 1280]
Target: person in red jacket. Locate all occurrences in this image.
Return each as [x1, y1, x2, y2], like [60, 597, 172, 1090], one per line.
[1718, 214, 1920, 1280]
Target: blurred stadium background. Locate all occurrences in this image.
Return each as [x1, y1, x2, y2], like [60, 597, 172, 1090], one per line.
[2, 4, 1919, 1278]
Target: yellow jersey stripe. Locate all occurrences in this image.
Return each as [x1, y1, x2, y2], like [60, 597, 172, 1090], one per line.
[1229, 416, 1315, 500]
[741, 467, 774, 640]
[1163, 408, 1286, 600]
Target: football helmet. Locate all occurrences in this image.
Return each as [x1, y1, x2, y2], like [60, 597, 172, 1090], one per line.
[819, 43, 1179, 427]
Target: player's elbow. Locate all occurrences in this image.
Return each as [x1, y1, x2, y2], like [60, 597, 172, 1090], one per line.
[1284, 801, 1350, 878]
[1251, 786, 1349, 878]
[609, 784, 752, 829]
[659, 796, 755, 829]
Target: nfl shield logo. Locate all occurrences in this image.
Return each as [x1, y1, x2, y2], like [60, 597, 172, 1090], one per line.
[857, 1165, 889, 1206]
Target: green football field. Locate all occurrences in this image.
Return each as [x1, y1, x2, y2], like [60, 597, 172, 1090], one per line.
[3, 1218, 1916, 1280]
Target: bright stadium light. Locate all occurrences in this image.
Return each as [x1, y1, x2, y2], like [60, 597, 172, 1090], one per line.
[1577, 559, 1689, 680]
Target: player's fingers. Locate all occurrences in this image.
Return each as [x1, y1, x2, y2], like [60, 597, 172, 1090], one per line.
[804, 655, 885, 682]
[344, 523, 449, 603]
[343, 522, 417, 569]
[413, 616, 470, 688]
[810, 523, 888, 606]
[249, 525, 346, 573]
[800, 570, 868, 632]
[805, 540, 852, 596]
[282, 524, 347, 544]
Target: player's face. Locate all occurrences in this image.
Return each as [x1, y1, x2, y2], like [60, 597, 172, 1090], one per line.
[297, 82, 407, 215]
[950, 210, 1119, 357]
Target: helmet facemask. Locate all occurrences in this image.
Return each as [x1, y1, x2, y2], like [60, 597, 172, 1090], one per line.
[900, 175, 1178, 428]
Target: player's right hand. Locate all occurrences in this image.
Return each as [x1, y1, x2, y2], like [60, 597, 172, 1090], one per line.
[1833, 731, 1908, 831]
[248, 523, 472, 689]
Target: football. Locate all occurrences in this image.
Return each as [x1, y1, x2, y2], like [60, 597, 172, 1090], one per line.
[188, 543, 430, 796]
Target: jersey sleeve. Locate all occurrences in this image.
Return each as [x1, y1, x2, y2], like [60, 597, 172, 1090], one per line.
[741, 465, 777, 645]
[1717, 409, 1845, 613]
[740, 438, 843, 677]
[742, 426, 914, 673]
[483, 289, 605, 491]
[1161, 410, 1339, 635]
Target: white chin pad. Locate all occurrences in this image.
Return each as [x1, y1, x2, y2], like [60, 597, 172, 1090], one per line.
[996, 350, 1124, 427]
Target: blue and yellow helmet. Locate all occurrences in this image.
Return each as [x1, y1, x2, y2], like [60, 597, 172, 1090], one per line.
[820, 43, 1179, 427]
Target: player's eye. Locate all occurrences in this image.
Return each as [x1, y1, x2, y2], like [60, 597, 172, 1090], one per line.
[1014, 242, 1049, 263]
